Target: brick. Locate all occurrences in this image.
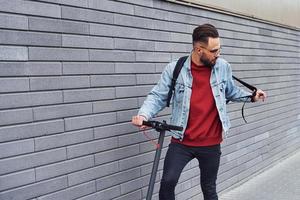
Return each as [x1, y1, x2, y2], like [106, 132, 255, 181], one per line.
[88, 0, 134, 15]
[0, 169, 35, 191]
[89, 24, 120, 37]
[37, 0, 88, 7]
[90, 75, 136, 87]
[115, 63, 156, 74]
[0, 77, 29, 93]
[75, 193, 98, 200]
[60, 0, 89, 7]
[137, 74, 160, 85]
[154, 20, 189, 33]
[98, 185, 121, 200]
[140, 153, 165, 176]
[176, 185, 200, 200]
[254, 132, 270, 142]
[62, 62, 114, 75]
[35, 155, 94, 181]
[139, 140, 161, 154]
[219, 159, 238, 174]
[62, 35, 113, 49]
[171, 52, 189, 61]
[30, 91, 63, 106]
[136, 52, 171, 62]
[0, 13, 28, 29]
[62, 6, 113, 24]
[0, 120, 64, 143]
[0, 46, 28, 61]
[118, 130, 154, 146]
[0, 148, 66, 175]
[30, 76, 63, 91]
[35, 128, 93, 151]
[37, 181, 96, 200]
[119, 0, 153, 6]
[114, 14, 153, 29]
[236, 151, 261, 167]
[30, 76, 90, 91]
[120, 177, 144, 195]
[113, 190, 142, 200]
[90, 23, 139, 38]
[29, 17, 89, 34]
[96, 167, 140, 191]
[0, 176, 68, 200]
[94, 144, 139, 165]
[114, 38, 155, 51]
[89, 50, 135, 62]
[134, 5, 169, 20]
[155, 41, 191, 52]
[67, 137, 118, 159]
[170, 32, 191, 43]
[0, 62, 62, 77]
[94, 122, 137, 139]
[68, 161, 119, 186]
[33, 102, 92, 121]
[0, 0, 61, 18]
[219, 164, 242, 183]
[63, 88, 115, 103]
[76, 185, 121, 200]
[236, 137, 256, 149]
[155, 63, 167, 73]
[29, 47, 89, 61]
[0, 30, 61, 47]
[64, 112, 117, 131]
[117, 109, 139, 123]
[93, 98, 138, 113]
[0, 139, 34, 159]
[119, 151, 154, 171]
[0, 108, 33, 126]
[116, 85, 153, 98]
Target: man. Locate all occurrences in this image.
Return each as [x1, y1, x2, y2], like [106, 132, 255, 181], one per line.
[132, 24, 266, 200]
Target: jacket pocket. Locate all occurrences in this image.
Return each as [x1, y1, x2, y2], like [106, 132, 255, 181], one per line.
[174, 83, 185, 103]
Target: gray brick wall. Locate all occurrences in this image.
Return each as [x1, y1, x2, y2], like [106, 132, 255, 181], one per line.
[0, 0, 299, 199]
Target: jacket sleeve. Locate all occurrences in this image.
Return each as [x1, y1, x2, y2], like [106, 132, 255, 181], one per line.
[138, 62, 173, 120]
[225, 63, 252, 103]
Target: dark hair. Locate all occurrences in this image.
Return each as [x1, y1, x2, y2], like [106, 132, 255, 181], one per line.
[192, 24, 219, 45]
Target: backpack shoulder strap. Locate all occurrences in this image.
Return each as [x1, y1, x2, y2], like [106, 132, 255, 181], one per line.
[166, 56, 188, 107]
[232, 75, 257, 92]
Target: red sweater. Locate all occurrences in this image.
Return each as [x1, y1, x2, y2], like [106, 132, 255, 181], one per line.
[172, 61, 223, 146]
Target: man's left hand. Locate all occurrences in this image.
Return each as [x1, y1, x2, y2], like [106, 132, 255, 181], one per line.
[252, 89, 267, 102]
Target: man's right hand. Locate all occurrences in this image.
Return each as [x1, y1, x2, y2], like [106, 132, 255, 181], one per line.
[131, 115, 147, 129]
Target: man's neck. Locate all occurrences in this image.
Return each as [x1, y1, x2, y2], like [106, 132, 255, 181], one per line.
[191, 51, 204, 66]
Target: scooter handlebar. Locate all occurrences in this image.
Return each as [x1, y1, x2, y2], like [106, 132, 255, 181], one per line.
[142, 120, 183, 131]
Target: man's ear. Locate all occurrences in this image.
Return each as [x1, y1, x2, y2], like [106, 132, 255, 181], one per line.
[198, 48, 203, 56]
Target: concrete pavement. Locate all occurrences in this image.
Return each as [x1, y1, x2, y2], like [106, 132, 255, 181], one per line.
[220, 151, 300, 200]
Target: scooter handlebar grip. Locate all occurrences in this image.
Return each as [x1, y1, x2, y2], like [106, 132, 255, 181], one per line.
[166, 124, 183, 131]
[142, 120, 153, 127]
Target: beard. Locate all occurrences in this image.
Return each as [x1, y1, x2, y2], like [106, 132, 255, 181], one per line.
[200, 56, 217, 68]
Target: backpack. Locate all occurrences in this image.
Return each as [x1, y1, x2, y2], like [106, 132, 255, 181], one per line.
[165, 56, 257, 122]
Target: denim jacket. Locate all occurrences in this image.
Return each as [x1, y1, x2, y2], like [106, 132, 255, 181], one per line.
[138, 55, 252, 140]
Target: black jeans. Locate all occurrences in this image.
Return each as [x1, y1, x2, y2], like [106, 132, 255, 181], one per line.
[159, 142, 221, 200]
